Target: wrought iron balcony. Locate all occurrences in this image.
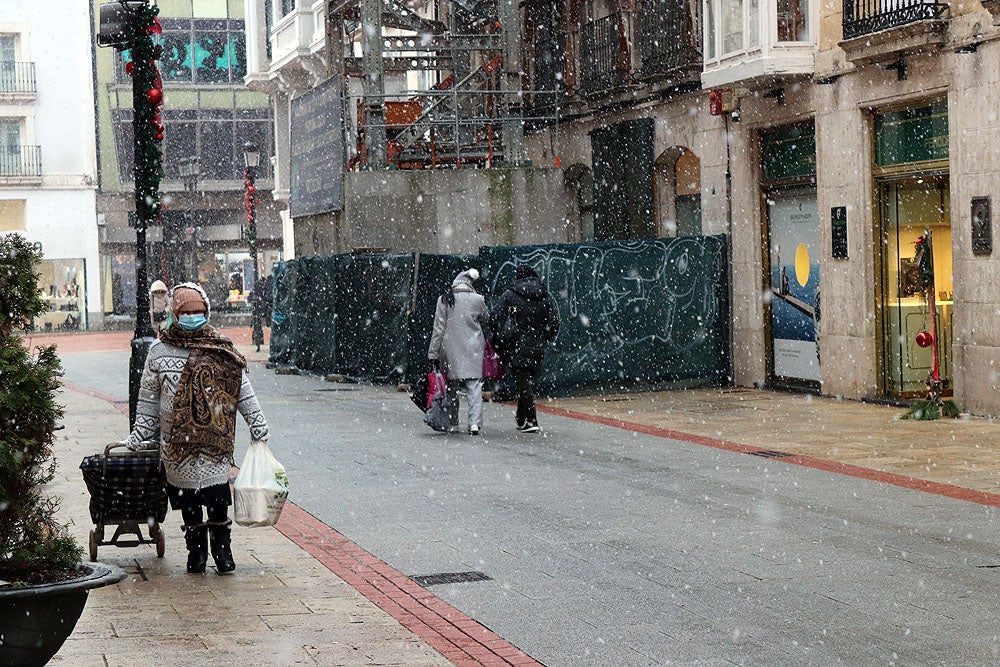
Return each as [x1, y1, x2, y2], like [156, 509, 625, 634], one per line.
[580, 13, 631, 96]
[843, 0, 948, 40]
[0, 145, 42, 177]
[0, 61, 37, 94]
[634, 0, 701, 80]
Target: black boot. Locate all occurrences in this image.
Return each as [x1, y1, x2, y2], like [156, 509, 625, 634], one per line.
[207, 506, 235, 575]
[181, 508, 207, 574]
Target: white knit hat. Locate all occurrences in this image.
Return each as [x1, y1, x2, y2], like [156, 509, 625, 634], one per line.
[453, 268, 480, 285]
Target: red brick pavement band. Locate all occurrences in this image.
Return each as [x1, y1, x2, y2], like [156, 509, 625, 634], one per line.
[538, 404, 1000, 509]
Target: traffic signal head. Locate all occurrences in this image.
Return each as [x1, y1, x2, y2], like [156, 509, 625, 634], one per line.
[97, 1, 148, 49]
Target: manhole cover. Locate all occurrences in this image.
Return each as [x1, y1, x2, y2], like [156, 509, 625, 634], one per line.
[410, 571, 492, 587]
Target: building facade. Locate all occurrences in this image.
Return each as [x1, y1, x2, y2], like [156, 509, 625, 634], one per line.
[0, 3, 101, 332]
[245, 0, 1000, 416]
[93, 0, 281, 322]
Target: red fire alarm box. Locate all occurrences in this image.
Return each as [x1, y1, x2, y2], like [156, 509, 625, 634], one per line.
[709, 90, 724, 115]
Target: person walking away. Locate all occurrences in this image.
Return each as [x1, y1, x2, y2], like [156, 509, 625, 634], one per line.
[122, 283, 269, 575]
[491, 265, 560, 433]
[149, 280, 170, 333]
[428, 269, 490, 435]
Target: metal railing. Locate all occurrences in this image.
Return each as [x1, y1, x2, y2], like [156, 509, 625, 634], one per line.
[0, 61, 36, 93]
[0, 145, 42, 177]
[843, 0, 948, 40]
[580, 13, 630, 95]
[634, 0, 702, 77]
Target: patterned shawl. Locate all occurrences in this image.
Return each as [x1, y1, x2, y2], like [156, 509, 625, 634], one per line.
[160, 324, 248, 466]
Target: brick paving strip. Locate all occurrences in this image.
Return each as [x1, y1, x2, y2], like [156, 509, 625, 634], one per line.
[60, 375, 544, 667]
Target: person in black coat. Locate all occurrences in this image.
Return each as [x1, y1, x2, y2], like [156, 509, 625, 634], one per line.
[491, 264, 560, 433]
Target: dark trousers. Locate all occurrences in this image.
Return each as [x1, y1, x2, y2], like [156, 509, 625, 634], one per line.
[514, 368, 537, 425]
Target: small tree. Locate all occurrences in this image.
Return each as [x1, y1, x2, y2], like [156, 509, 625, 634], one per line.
[0, 233, 82, 585]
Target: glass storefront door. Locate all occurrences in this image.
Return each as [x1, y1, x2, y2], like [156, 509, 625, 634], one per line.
[878, 177, 952, 396]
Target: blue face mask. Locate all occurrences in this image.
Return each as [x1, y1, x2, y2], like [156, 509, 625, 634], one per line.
[177, 314, 207, 331]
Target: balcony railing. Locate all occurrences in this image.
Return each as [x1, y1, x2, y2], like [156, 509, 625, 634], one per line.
[0, 61, 37, 94]
[580, 13, 630, 96]
[0, 145, 42, 177]
[843, 0, 948, 40]
[634, 0, 701, 79]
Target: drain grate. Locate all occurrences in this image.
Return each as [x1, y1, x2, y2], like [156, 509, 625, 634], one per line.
[410, 571, 492, 587]
[750, 450, 793, 459]
[314, 387, 360, 392]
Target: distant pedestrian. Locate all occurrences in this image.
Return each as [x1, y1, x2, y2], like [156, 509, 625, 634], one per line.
[427, 268, 490, 435]
[491, 265, 560, 433]
[123, 283, 270, 575]
[149, 279, 170, 333]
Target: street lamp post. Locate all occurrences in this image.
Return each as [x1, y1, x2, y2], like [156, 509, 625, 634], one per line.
[97, 0, 164, 428]
[243, 141, 264, 352]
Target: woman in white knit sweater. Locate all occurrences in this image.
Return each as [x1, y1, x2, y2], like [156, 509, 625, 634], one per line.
[125, 283, 269, 575]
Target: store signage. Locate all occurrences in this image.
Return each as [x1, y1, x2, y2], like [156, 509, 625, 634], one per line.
[761, 124, 816, 181]
[972, 196, 992, 256]
[290, 76, 345, 217]
[875, 102, 948, 166]
[831, 206, 848, 259]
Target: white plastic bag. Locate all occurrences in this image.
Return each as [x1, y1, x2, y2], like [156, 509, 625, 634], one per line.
[233, 440, 289, 527]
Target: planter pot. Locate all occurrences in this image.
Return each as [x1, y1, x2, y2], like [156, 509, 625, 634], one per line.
[0, 562, 126, 667]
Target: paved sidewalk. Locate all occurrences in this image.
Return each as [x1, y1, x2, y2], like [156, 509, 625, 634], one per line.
[545, 387, 1000, 499]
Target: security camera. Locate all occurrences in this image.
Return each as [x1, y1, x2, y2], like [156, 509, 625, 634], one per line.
[731, 109, 741, 123]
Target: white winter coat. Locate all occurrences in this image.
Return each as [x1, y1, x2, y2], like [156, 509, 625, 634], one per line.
[427, 274, 489, 380]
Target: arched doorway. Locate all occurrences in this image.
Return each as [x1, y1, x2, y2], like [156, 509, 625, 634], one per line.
[654, 147, 702, 237]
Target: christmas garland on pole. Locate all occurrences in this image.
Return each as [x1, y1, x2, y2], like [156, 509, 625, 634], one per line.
[125, 2, 164, 228]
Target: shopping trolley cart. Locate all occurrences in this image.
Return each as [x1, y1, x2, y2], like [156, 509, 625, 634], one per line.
[79, 443, 168, 561]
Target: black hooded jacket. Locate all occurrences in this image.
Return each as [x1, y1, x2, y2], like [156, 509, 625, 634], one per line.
[491, 276, 560, 372]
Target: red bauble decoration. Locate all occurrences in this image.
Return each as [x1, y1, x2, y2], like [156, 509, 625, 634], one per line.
[125, 62, 134, 76]
[915, 331, 933, 348]
[155, 132, 164, 141]
[145, 88, 163, 106]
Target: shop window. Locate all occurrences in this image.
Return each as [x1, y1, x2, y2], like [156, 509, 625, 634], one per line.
[0, 199, 25, 231]
[34, 258, 86, 332]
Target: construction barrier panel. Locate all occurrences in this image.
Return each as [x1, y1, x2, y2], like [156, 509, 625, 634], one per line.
[270, 236, 729, 396]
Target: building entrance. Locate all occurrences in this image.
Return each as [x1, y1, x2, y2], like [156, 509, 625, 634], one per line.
[878, 176, 952, 397]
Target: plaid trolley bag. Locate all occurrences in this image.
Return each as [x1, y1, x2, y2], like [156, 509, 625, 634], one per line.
[79, 443, 168, 561]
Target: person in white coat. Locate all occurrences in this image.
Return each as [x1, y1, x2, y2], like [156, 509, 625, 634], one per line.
[427, 268, 490, 434]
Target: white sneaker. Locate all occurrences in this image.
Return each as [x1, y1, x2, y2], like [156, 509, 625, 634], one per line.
[469, 426, 480, 436]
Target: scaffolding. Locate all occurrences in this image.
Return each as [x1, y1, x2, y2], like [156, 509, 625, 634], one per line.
[331, 0, 561, 169]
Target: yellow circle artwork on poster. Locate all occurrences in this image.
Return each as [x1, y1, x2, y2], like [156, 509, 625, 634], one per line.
[794, 243, 810, 287]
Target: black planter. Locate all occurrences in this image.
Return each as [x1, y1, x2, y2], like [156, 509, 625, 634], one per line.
[0, 562, 126, 667]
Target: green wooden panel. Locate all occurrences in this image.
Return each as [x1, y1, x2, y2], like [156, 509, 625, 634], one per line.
[333, 253, 415, 380]
[267, 260, 295, 366]
[479, 236, 730, 397]
[875, 103, 948, 166]
[272, 238, 730, 396]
